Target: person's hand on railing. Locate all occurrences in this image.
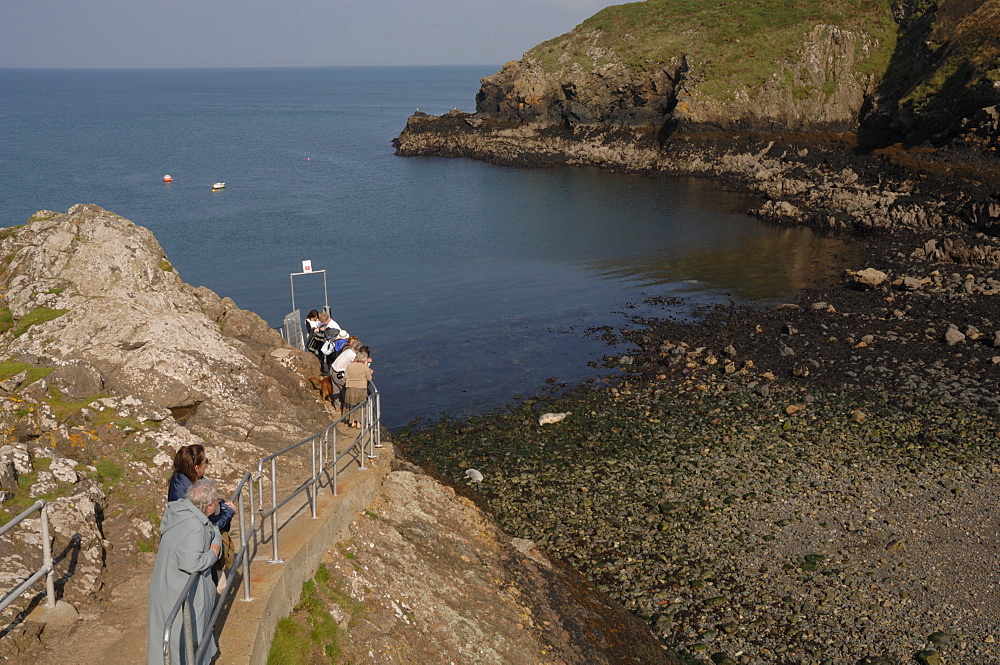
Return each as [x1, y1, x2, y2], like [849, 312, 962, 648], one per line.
[224, 500, 236, 512]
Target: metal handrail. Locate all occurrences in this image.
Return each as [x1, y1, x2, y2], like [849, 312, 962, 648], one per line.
[162, 382, 381, 663]
[162, 470, 256, 665]
[0, 499, 56, 615]
[161, 569, 199, 664]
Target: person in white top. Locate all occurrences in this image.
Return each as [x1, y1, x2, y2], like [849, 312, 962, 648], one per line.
[330, 338, 359, 410]
[313, 312, 341, 374]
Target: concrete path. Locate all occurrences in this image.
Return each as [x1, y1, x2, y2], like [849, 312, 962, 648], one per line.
[30, 423, 392, 665]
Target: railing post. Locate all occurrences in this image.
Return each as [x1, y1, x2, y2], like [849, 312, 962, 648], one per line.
[182, 599, 195, 664]
[238, 489, 252, 602]
[309, 437, 317, 519]
[359, 408, 367, 471]
[376, 392, 382, 450]
[249, 476, 256, 541]
[332, 426, 339, 496]
[318, 430, 326, 489]
[39, 501, 55, 609]
[367, 398, 375, 459]
[268, 457, 283, 564]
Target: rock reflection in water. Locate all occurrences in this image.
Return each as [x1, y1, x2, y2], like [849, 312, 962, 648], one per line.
[583, 225, 860, 302]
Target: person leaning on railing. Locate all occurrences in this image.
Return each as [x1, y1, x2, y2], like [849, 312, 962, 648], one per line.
[147, 478, 224, 665]
[304, 309, 323, 360]
[344, 349, 373, 428]
[168, 445, 236, 587]
[329, 337, 361, 411]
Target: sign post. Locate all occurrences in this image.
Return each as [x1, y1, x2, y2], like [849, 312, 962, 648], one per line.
[287, 262, 330, 349]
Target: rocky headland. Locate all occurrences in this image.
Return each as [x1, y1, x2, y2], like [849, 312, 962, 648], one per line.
[396, 1, 1000, 239]
[0, 205, 672, 663]
[391, 1, 1000, 663]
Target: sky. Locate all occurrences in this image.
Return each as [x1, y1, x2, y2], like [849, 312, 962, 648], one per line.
[0, 0, 628, 69]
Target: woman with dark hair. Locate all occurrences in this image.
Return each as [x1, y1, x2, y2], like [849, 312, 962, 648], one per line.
[168, 445, 235, 578]
[304, 309, 324, 360]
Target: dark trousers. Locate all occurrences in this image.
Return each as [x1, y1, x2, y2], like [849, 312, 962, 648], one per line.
[331, 371, 346, 409]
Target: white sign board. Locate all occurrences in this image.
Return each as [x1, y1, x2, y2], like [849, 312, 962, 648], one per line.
[302, 260, 312, 273]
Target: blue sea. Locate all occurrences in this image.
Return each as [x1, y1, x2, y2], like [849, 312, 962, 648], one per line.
[0, 67, 854, 428]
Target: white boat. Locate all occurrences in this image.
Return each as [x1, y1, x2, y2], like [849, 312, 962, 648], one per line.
[212, 182, 226, 190]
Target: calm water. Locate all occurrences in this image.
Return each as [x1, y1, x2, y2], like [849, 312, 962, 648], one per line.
[1, 67, 853, 427]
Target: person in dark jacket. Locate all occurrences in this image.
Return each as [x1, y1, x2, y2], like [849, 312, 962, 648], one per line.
[168, 445, 235, 531]
[168, 445, 235, 584]
[304, 309, 324, 360]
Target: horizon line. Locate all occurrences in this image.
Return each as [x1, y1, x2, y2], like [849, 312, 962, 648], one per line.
[0, 63, 505, 71]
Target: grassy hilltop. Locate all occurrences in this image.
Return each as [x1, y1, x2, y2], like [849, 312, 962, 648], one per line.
[530, 0, 896, 93]
[515, 0, 1000, 144]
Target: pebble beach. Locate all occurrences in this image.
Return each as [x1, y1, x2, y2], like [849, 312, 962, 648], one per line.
[397, 228, 1000, 664]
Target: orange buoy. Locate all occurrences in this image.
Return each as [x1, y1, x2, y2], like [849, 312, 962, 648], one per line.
[163, 174, 173, 182]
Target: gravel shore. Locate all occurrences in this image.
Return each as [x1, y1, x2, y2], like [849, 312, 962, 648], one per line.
[397, 228, 1000, 664]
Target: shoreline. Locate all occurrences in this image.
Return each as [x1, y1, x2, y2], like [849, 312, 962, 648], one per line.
[396, 221, 1000, 663]
[396, 114, 1000, 243]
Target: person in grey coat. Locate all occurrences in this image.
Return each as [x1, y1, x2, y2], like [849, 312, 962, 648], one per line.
[147, 478, 223, 665]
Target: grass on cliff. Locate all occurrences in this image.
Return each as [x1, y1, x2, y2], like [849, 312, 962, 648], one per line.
[894, 0, 1000, 118]
[528, 0, 896, 94]
[0, 457, 76, 528]
[268, 564, 362, 665]
[0, 307, 13, 335]
[43, 386, 106, 423]
[1, 306, 70, 338]
[0, 360, 55, 387]
[0, 225, 24, 242]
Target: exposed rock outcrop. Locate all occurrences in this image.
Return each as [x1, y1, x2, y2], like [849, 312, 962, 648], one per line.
[477, 58, 679, 128]
[324, 465, 679, 664]
[0, 205, 331, 652]
[477, 21, 880, 134]
[2, 204, 327, 447]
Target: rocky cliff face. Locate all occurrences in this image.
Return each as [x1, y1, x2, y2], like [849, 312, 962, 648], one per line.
[477, 22, 879, 134]
[471, 0, 1000, 146]
[322, 463, 679, 664]
[476, 58, 679, 128]
[0, 204, 330, 653]
[1, 204, 328, 446]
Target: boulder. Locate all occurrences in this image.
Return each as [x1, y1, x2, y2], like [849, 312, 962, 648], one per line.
[0, 370, 27, 394]
[538, 412, 570, 426]
[944, 325, 966, 346]
[0, 444, 32, 475]
[48, 458, 79, 484]
[47, 363, 104, 401]
[0, 459, 16, 493]
[848, 268, 888, 289]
